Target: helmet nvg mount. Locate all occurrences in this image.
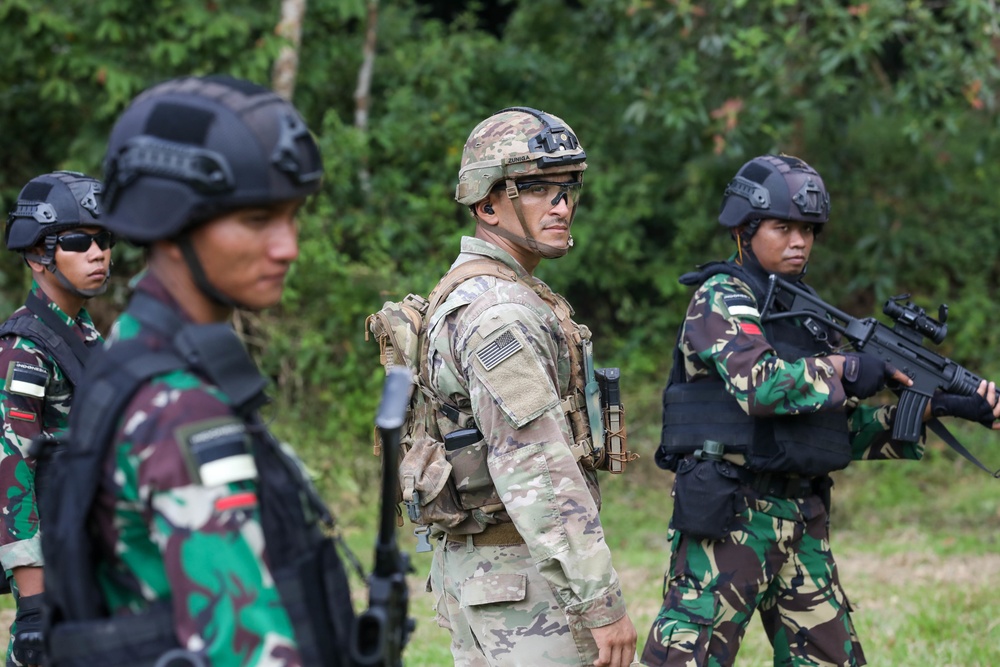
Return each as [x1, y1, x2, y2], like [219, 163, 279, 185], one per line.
[456, 106, 587, 258]
[102, 75, 323, 244]
[6, 170, 110, 298]
[718, 154, 830, 230]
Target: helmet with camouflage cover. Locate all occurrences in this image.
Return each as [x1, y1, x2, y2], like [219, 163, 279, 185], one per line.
[718, 154, 830, 229]
[101, 75, 322, 244]
[6, 170, 112, 297]
[455, 106, 587, 206]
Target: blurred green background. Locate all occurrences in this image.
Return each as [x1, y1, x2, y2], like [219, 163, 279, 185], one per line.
[2, 1, 1000, 661]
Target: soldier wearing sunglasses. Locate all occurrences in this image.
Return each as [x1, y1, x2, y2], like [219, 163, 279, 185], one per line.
[0, 171, 112, 667]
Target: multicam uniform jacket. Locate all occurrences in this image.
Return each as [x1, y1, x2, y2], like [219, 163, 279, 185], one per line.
[682, 267, 923, 461]
[91, 274, 302, 667]
[426, 236, 627, 628]
[0, 282, 101, 575]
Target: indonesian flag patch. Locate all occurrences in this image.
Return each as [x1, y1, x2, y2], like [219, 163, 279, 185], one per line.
[739, 322, 763, 336]
[6, 361, 47, 398]
[8, 409, 36, 422]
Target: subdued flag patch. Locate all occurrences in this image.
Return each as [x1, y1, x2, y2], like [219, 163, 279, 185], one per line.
[476, 329, 522, 371]
[6, 361, 47, 398]
[740, 322, 763, 336]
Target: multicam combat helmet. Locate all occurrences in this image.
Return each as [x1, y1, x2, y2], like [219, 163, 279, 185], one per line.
[718, 154, 830, 229]
[6, 171, 111, 297]
[456, 107, 587, 258]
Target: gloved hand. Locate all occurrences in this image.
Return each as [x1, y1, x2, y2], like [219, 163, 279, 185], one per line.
[931, 391, 997, 428]
[840, 352, 892, 399]
[12, 593, 45, 665]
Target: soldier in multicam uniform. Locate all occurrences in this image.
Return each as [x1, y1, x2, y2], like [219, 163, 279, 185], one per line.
[425, 107, 637, 667]
[0, 171, 112, 667]
[39, 76, 355, 667]
[641, 154, 1000, 667]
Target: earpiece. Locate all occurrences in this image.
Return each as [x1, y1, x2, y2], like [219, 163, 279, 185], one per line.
[482, 203, 495, 215]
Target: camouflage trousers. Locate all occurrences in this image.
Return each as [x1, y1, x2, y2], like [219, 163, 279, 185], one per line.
[429, 536, 601, 666]
[640, 490, 865, 667]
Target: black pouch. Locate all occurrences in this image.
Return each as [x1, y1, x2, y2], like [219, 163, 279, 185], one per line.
[671, 457, 742, 541]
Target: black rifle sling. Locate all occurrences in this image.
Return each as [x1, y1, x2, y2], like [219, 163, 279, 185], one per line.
[925, 418, 1000, 477]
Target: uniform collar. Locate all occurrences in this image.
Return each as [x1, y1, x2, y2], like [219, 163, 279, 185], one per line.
[459, 236, 532, 280]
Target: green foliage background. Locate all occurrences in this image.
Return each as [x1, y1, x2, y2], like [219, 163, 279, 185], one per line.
[2, 0, 1000, 496]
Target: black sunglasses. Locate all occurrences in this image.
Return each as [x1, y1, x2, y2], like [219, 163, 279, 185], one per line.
[55, 230, 116, 253]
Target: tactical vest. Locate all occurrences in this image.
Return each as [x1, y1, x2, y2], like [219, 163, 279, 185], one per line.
[0, 291, 96, 388]
[656, 261, 852, 477]
[0, 293, 98, 596]
[40, 291, 355, 667]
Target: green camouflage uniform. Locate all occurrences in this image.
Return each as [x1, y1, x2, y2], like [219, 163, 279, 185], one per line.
[90, 274, 302, 667]
[641, 267, 922, 667]
[0, 282, 101, 666]
[427, 237, 627, 666]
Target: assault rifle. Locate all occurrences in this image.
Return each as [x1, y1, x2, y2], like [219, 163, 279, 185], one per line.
[760, 275, 998, 475]
[351, 367, 416, 666]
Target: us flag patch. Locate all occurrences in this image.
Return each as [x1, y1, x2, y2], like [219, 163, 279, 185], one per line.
[740, 322, 763, 336]
[477, 329, 522, 371]
[6, 362, 47, 398]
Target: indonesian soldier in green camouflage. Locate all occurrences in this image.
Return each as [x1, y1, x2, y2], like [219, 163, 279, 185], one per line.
[0, 171, 112, 667]
[39, 76, 355, 667]
[642, 154, 1000, 666]
[424, 107, 637, 667]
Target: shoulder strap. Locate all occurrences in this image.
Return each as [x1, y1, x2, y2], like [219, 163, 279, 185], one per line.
[418, 258, 522, 390]
[43, 340, 187, 623]
[0, 293, 96, 387]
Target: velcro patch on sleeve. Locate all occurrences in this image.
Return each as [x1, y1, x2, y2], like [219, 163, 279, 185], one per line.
[5, 361, 47, 398]
[471, 323, 560, 429]
[722, 293, 759, 319]
[476, 329, 523, 371]
[740, 322, 763, 336]
[175, 417, 258, 487]
[8, 409, 36, 422]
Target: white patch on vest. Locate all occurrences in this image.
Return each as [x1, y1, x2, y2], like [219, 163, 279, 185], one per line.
[727, 305, 760, 318]
[200, 454, 258, 487]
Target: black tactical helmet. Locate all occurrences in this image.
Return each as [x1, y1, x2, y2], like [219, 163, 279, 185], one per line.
[102, 75, 323, 243]
[6, 171, 104, 251]
[718, 154, 830, 229]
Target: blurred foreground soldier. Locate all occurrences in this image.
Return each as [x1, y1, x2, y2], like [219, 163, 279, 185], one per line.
[641, 154, 1000, 666]
[39, 76, 355, 667]
[425, 108, 638, 666]
[0, 171, 111, 667]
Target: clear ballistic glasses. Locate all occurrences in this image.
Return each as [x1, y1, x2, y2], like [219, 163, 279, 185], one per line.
[514, 180, 583, 207]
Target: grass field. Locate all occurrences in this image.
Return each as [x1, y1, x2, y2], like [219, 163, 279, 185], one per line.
[4, 420, 998, 666]
[343, 438, 1000, 667]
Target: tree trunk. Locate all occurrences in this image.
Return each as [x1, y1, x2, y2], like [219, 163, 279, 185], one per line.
[355, 0, 379, 194]
[272, 0, 306, 101]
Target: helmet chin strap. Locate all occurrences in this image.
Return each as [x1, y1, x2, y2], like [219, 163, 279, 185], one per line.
[494, 178, 576, 259]
[23, 245, 109, 299]
[176, 235, 250, 310]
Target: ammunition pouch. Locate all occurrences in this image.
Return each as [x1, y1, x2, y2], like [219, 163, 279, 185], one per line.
[47, 602, 179, 667]
[671, 457, 743, 541]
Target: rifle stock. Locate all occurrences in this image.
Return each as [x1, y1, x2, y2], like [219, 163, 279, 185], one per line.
[351, 367, 415, 667]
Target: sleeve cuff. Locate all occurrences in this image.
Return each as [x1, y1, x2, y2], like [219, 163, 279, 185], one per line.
[565, 580, 628, 629]
[0, 536, 43, 571]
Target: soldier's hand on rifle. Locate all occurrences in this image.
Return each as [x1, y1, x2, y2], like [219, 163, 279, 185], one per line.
[930, 380, 1000, 429]
[833, 352, 910, 399]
